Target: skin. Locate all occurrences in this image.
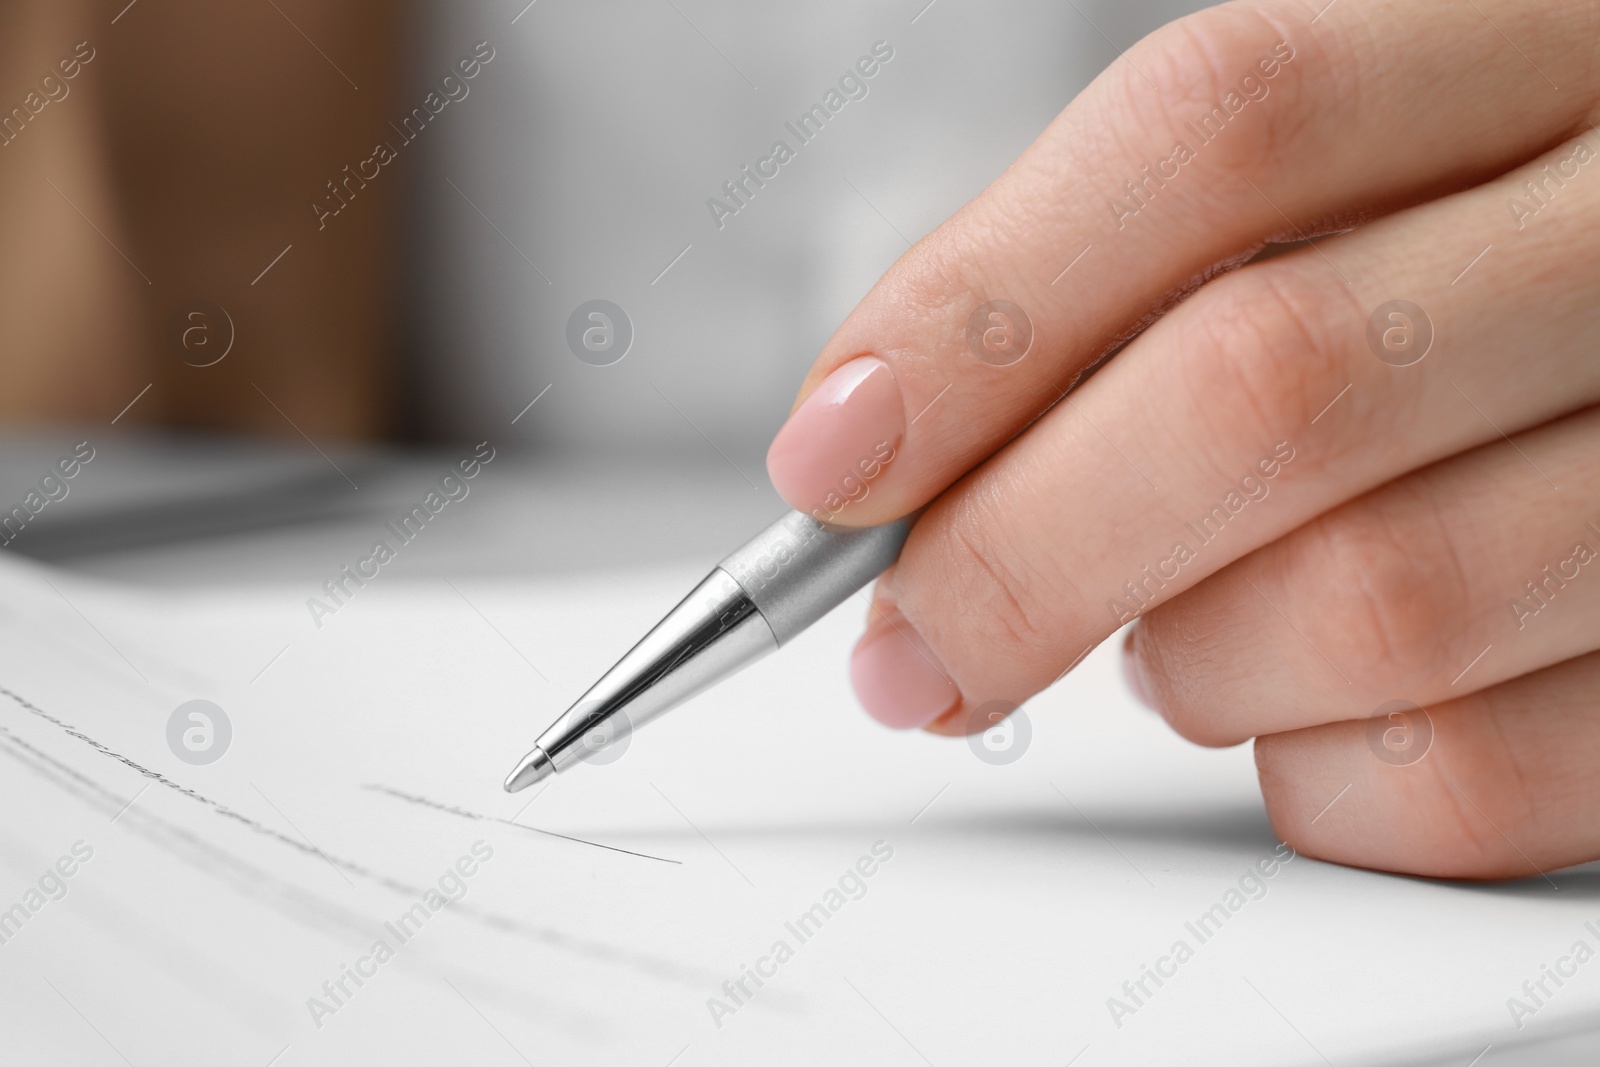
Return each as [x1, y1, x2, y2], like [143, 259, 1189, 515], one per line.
[766, 0, 1600, 879]
[1, 0, 399, 437]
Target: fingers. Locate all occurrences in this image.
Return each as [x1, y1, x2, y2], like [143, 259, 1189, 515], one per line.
[765, 0, 1600, 524]
[850, 602, 961, 730]
[847, 127, 1600, 731]
[1135, 404, 1600, 746]
[1255, 651, 1600, 879]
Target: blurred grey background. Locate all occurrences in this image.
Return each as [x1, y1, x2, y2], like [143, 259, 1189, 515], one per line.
[404, 0, 1212, 463]
[5, 0, 1221, 583]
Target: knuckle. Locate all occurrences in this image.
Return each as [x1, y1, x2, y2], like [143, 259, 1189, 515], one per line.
[1118, 2, 1313, 179]
[1137, 597, 1262, 747]
[1296, 502, 1471, 684]
[1429, 775, 1539, 878]
[930, 502, 1061, 668]
[1429, 712, 1547, 876]
[1271, 764, 1532, 880]
[1179, 263, 1366, 465]
[1258, 708, 1544, 880]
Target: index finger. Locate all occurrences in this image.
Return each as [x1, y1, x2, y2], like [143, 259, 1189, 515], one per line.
[764, 0, 1595, 524]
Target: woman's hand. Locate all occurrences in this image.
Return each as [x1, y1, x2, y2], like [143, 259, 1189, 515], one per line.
[762, 0, 1600, 879]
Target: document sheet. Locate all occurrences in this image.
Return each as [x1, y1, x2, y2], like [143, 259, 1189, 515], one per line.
[0, 554, 1594, 1065]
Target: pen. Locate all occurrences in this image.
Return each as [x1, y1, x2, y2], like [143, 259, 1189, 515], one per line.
[502, 510, 915, 792]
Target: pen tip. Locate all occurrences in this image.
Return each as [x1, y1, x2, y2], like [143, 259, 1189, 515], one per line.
[503, 746, 554, 793]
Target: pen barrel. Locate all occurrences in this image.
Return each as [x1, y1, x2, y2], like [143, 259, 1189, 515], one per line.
[719, 510, 915, 646]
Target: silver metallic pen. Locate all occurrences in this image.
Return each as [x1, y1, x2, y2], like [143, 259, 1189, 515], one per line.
[502, 510, 914, 792]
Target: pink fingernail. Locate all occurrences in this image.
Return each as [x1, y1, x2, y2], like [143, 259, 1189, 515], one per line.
[849, 612, 960, 730]
[1122, 629, 1157, 712]
[766, 357, 904, 518]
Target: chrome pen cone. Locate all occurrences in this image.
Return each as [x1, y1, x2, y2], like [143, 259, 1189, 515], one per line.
[499, 511, 914, 790]
[503, 745, 554, 793]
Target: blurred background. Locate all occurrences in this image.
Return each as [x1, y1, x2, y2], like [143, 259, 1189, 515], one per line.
[405, 0, 1210, 457]
[9, 7, 1600, 1063]
[0, 0, 1216, 585]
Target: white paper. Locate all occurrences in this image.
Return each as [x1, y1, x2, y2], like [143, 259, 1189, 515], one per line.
[0, 553, 1595, 1066]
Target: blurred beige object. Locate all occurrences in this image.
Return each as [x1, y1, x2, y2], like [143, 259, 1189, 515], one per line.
[1, 0, 404, 440]
[0, 3, 142, 425]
